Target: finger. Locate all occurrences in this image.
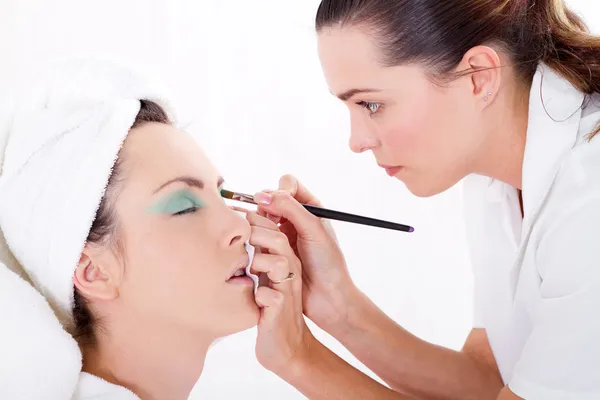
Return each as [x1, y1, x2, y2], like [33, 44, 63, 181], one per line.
[255, 286, 285, 325]
[279, 221, 298, 249]
[279, 175, 322, 207]
[266, 213, 281, 224]
[229, 205, 250, 214]
[255, 208, 281, 224]
[250, 253, 291, 283]
[257, 210, 280, 224]
[246, 211, 279, 231]
[257, 189, 276, 219]
[250, 226, 294, 257]
[254, 191, 323, 240]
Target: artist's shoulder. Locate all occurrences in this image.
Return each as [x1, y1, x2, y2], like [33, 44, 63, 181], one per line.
[553, 98, 600, 200]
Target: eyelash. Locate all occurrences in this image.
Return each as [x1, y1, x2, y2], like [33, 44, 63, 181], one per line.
[357, 101, 382, 115]
[172, 188, 223, 216]
[173, 207, 199, 216]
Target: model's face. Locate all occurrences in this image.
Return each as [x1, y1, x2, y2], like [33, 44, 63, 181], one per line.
[81, 122, 259, 341]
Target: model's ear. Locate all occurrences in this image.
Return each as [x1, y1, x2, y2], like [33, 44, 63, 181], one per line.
[73, 243, 122, 301]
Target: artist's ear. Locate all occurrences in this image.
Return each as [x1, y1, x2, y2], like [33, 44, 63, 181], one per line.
[459, 45, 502, 106]
[73, 244, 121, 301]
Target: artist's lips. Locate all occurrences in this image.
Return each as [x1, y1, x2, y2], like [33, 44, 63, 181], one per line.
[378, 164, 404, 177]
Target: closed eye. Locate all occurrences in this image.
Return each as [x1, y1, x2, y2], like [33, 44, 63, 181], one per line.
[173, 206, 199, 216]
[147, 189, 205, 216]
[170, 194, 203, 216]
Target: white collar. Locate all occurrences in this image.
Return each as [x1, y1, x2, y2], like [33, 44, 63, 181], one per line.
[483, 63, 585, 223]
[520, 63, 585, 225]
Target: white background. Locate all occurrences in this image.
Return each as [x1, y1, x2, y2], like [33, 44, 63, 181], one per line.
[1, 1, 598, 398]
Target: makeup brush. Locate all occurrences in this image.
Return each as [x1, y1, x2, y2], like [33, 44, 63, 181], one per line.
[221, 189, 414, 233]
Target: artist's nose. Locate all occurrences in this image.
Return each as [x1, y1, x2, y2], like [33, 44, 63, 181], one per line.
[349, 128, 378, 153]
[349, 117, 379, 153]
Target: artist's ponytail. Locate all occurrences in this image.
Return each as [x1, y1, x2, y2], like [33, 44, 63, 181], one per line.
[316, 0, 600, 136]
[528, 0, 600, 95]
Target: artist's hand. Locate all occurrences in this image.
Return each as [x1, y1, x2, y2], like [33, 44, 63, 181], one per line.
[255, 175, 358, 333]
[247, 211, 314, 375]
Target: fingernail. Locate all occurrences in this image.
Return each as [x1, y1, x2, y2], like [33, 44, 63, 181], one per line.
[254, 192, 272, 205]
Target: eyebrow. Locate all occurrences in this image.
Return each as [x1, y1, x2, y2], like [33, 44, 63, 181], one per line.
[153, 176, 225, 194]
[335, 88, 382, 101]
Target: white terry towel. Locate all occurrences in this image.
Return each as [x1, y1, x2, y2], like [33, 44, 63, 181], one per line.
[0, 58, 175, 399]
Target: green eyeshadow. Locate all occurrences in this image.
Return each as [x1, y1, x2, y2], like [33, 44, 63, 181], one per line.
[147, 189, 205, 214]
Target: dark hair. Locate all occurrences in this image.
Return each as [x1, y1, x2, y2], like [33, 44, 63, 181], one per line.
[72, 100, 171, 347]
[316, 0, 600, 136]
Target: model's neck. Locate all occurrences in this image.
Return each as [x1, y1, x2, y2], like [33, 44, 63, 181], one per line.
[82, 310, 213, 400]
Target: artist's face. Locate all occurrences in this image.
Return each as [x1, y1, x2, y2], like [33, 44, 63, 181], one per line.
[83, 122, 258, 340]
[317, 26, 484, 197]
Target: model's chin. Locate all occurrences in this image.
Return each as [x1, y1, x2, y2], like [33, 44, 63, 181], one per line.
[222, 296, 261, 335]
[240, 303, 261, 329]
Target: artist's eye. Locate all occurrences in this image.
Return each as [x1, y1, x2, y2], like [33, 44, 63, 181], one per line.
[357, 101, 381, 115]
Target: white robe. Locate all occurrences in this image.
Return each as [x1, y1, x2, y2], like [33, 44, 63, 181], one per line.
[73, 373, 140, 400]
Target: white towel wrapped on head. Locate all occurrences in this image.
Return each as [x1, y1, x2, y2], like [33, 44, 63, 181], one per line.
[0, 58, 175, 399]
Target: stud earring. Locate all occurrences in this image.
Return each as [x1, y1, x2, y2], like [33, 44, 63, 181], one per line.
[483, 91, 492, 102]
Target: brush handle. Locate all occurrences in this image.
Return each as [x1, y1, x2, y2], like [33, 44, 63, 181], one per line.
[303, 204, 414, 233]
[221, 189, 414, 232]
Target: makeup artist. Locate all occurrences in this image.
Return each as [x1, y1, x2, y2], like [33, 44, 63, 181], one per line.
[253, 0, 600, 399]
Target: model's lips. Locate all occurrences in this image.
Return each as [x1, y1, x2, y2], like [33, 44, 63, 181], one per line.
[226, 255, 250, 281]
[378, 164, 404, 177]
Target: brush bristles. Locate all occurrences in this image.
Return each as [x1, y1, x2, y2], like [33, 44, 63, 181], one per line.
[220, 189, 235, 199]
